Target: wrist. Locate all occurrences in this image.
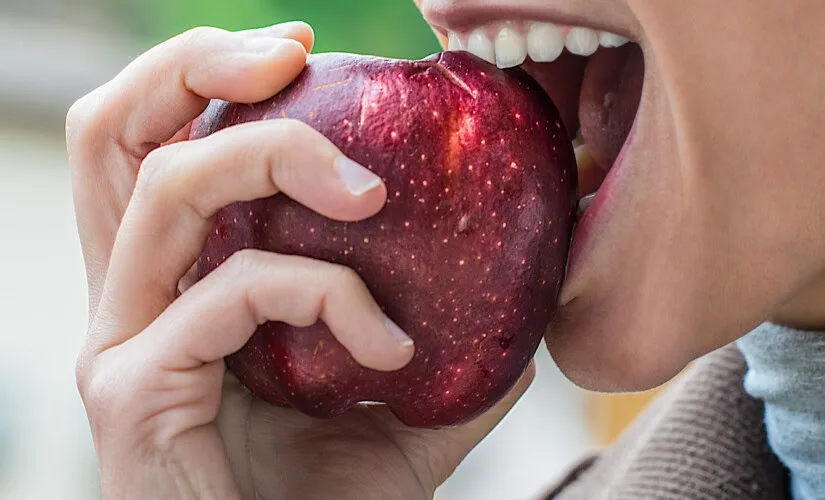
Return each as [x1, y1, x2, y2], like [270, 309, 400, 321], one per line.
[97, 440, 240, 500]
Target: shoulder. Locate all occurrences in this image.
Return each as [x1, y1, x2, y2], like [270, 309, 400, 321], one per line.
[545, 345, 790, 500]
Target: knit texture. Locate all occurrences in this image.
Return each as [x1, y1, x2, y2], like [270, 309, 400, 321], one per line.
[546, 345, 789, 499]
[738, 323, 825, 500]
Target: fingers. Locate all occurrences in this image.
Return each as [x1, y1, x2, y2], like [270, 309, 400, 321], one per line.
[66, 22, 315, 316]
[240, 22, 315, 51]
[96, 119, 386, 343]
[134, 250, 414, 372]
[67, 22, 313, 160]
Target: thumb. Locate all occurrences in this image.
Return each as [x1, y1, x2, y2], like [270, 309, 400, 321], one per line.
[434, 360, 537, 479]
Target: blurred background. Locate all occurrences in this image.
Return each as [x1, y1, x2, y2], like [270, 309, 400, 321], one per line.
[0, 1, 660, 499]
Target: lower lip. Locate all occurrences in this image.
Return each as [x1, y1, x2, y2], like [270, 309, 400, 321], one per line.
[563, 121, 637, 295]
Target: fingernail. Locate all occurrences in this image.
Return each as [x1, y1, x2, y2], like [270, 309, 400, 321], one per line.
[334, 156, 383, 196]
[384, 317, 414, 348]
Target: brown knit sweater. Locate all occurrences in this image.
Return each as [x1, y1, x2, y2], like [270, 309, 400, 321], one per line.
[545, 345, 790, 499]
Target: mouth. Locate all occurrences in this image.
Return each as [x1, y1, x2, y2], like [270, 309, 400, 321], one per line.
[429, 18, 645, 233]
[418, 3, 693, 392]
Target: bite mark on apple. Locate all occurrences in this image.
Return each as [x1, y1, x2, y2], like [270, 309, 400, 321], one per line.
[432, 61, 474, 97]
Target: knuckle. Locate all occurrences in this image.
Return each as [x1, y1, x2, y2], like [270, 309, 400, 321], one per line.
[77, 348, 157, 421]
[74, 350, 93, 398]
[274, 118, 317, 143]
[277, 117, 313, 133]
[65, 96, 89, 143]
[176, 26, 231, 52]
[65, 90, 105, 159]
[329, 263, 362, 289]
[223, 249, 265, 279]
[134, 144, 181, 200]
[136, 146, 166, 183]
[134, 150, 166, 197]
[77, 357, 123, 416]
[134, 142, 216, 221]
[221, 249, 269, 322]
[75, 326, 104, 400]
[78, 366, 108, 412]
[264, 120, 330, 183]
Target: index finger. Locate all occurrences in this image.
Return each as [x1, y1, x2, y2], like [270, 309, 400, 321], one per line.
[67, 22, 313, 312]
[67, 21, 313, 160]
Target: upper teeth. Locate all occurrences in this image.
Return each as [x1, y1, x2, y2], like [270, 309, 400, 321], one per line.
[466, 28, 496, 65]
[448, 22, 629, 69]
[495, 26, 527, 68]
[565, 27, 599, 57]
[527, 23, 565, 63]
[598, 31, 629, 48]
[448, 32, 467, 52]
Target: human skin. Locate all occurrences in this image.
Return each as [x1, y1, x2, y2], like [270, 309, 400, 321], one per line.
[69, 1, 825, 498]
[68, 22, 532, 500]
[416, 0, 825, 391]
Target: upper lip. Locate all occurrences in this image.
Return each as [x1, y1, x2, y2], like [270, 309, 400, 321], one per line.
[419, 0, 637, 40]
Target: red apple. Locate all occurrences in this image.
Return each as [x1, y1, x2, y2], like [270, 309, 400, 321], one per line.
[193, 51, 577, 427]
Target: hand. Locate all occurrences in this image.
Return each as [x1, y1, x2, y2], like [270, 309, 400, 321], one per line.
[68, 23, 534, 500]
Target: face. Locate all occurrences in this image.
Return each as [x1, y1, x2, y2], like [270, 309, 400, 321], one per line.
[414, 0, 825, 391]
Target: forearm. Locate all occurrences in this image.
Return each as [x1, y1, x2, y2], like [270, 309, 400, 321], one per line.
[737, 323, 825, 500]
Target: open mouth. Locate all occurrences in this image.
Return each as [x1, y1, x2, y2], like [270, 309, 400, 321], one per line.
[443, 22, 645, 220]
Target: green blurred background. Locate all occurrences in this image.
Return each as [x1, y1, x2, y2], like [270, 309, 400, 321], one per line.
[0, 1, 594, 499]
[122, 0, 441, 58]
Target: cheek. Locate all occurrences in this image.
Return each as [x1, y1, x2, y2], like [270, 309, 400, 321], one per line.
[631, 0, 825, 319]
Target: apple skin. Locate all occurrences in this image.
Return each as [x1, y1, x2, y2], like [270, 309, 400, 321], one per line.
[193, 51, 577, 428]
